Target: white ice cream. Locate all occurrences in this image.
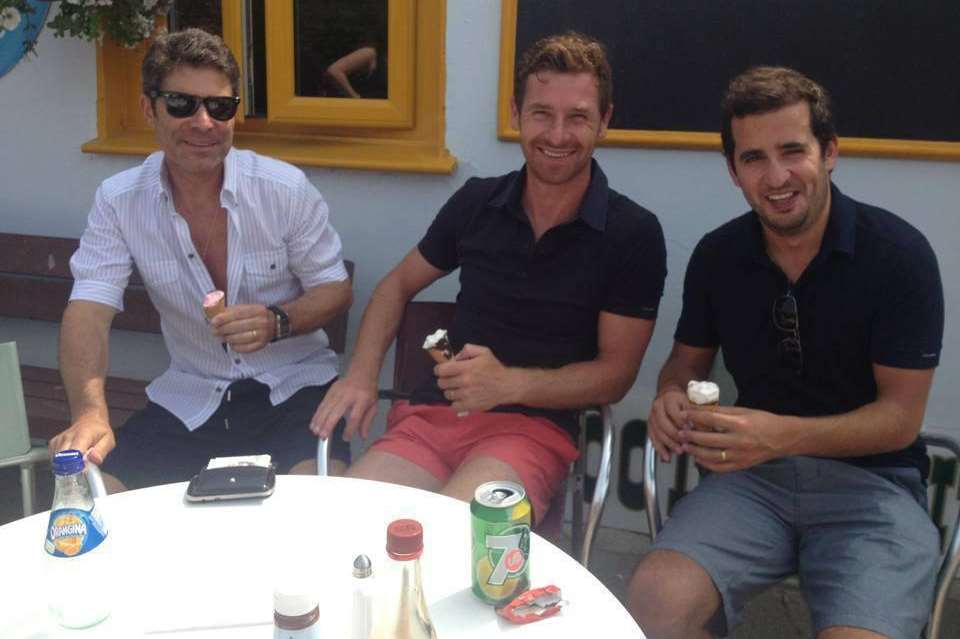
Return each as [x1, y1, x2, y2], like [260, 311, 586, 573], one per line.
[687, 380, 720, 405]
[422, 329, 448, 350]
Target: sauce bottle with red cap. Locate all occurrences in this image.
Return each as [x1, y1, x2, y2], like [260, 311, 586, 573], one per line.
[373, 518, 437, 639]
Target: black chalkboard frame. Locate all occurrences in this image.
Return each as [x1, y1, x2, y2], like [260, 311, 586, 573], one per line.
[496, 0, 960, 161]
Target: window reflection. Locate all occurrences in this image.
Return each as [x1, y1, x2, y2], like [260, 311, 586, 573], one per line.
[294, 0, 388, 99]
[169, 0, 222, 36]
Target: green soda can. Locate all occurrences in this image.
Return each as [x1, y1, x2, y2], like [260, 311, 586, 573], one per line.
[471, 480, 532, 605]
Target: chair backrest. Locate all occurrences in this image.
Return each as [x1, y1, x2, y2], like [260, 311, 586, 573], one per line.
[0, 342, 30, 459]
[392, 301, 456, 394]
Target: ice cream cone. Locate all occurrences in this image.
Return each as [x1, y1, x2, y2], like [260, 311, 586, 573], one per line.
[203, 290, 226, 321]
[687, 380, 721, 431]
[422, 329, 453, 362]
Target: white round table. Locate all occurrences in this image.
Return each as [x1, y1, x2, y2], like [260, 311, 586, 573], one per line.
[0, 475, 645, 637]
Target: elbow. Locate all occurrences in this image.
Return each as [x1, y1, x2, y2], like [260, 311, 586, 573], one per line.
[599, 368, 640, 405]
[340, 285, 354, 314]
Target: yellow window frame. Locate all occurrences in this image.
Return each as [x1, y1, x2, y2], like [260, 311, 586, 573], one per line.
[81, 0, 455, 174]
[264, 0, 414, 128]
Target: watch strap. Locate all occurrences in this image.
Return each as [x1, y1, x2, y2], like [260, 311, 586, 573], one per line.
[267, 305, 290, 342]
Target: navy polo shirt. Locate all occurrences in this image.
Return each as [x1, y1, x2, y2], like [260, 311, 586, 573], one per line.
[415, 160, 667, 438]
[676, 184, 943, 474]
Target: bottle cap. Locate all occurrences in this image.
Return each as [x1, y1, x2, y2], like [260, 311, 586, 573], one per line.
[386, 519, 423, 560]
[273, 585, 318, 617]
[353, 554, 373, 578]
[52, 450, 85, 476]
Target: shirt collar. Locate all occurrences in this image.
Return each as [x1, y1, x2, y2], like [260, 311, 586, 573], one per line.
[153, 148, 239, 209]
[488, 158, 609, 231]
[743, 181, 856, 265]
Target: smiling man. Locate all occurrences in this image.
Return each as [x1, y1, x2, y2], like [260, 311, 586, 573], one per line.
[311, 32, 666, 524]
[628, 67, 944, 639]
[50, 29, 353, 490]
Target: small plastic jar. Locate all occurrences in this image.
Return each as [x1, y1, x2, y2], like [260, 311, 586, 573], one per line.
[273, 585, 321, 639]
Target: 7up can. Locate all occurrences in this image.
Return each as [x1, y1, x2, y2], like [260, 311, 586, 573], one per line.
[471, 480, 531, 606]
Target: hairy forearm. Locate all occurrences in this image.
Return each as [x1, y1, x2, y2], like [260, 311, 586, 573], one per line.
[779, 398, 925, 459]
[283, 279, 352, 337]
[656, 354, 712, 398]
[58, 302, 112, 423]
[344, 277, 411, 383]
[512, 357, 639, 409]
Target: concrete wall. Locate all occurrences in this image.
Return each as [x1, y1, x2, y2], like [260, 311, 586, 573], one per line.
[1, 2, 957, 531]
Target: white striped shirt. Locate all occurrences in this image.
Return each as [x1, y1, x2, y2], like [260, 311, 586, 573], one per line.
[69, 148, 348, 430]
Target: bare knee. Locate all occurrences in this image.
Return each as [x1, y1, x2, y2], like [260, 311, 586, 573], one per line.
[628, 550, 719, 639]
[818, 628, 889, 639]
[101, 472, 127, 495]
[288, 458, 348, 476]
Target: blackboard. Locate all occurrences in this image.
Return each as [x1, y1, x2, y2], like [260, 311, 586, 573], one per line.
[497, 0, 960, 160]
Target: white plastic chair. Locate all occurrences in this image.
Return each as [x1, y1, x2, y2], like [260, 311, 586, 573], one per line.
[0, 341, 50, 517]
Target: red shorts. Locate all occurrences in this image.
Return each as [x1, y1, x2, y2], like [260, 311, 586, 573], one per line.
[370, 401, 579, 524]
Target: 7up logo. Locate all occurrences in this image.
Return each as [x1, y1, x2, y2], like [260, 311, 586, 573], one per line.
[485, 524, 530, 586]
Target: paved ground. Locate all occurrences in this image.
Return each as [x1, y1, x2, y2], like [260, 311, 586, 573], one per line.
[4, 467, 958, 638]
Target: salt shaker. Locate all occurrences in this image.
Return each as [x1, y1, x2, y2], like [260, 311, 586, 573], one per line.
[351, 554, 374, 639]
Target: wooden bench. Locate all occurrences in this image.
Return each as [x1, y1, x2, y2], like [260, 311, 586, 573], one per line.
[0, 232, 352, 441]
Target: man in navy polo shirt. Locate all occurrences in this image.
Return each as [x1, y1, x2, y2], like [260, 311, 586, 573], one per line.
[311, 32, 666, 523]
[629, 67, 943, 639]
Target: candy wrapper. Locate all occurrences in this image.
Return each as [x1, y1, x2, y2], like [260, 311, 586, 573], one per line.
[496, 585, 566, 624]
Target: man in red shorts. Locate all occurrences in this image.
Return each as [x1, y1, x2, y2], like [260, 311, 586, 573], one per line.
[311, 32, 666, 522]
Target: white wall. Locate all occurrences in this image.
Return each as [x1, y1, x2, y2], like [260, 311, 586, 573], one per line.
[1, 2, 957, 531]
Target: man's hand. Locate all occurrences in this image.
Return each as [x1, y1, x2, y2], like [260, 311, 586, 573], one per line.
[212, 304, 275, 352]
[310, 376, 379, 441]
[435, 344, 518, 414]
[647, 387, 691, 462]
[48, 416, 116, 465]
[678, 406, 787, 472]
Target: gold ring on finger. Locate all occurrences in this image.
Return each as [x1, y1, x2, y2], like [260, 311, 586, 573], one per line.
[252, 329, 258, 339]
[720, 449, 727, 462]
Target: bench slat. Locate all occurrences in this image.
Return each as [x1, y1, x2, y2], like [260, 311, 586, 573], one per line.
[22, 380, 148, 411]
[0, 232, 145, 284]
[20, 365, 150, 395]
[0, 275, 161, 333]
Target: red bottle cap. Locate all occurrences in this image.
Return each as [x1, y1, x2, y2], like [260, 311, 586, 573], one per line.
[386, 518, 423, 560]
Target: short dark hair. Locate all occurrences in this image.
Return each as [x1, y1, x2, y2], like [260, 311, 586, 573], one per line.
[514, 31, 612, 116]
[142, 28, 240, 98]
[721, 66, 836, 161]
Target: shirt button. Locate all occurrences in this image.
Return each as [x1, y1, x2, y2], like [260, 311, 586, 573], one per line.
[234, 358, 241, 365]
[215, 386, 223, 393]
[188, 253, 195, 259]
[270, 263, 277, 270]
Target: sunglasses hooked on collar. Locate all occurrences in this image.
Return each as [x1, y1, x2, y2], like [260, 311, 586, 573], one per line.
[149, 90, 240, 121]
[772, 290, 803, 373]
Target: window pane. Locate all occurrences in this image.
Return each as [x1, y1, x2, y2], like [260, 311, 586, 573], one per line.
[293, 0, 388, 99]
[170, 0, 222, 36]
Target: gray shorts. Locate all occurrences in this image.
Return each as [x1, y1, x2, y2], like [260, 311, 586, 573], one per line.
[652, 456, 939, 639]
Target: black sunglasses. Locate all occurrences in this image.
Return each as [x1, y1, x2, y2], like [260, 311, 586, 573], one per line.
[149, 90, 240, 121]
[772, 291, 803, 372]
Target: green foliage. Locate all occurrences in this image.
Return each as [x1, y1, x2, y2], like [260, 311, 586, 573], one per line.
[44, 0, 173, 49]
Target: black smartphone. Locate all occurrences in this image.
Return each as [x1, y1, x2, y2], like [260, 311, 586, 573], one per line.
[185, 465, 276, 502]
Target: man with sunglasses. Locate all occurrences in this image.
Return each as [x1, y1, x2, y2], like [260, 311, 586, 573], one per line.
[630, 67, 943, 639]
[49, 29, 353, 491]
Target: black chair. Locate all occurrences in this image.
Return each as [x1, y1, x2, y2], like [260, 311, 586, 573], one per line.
[642, 433, 960, 639]
[376, 301, 615, 568]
